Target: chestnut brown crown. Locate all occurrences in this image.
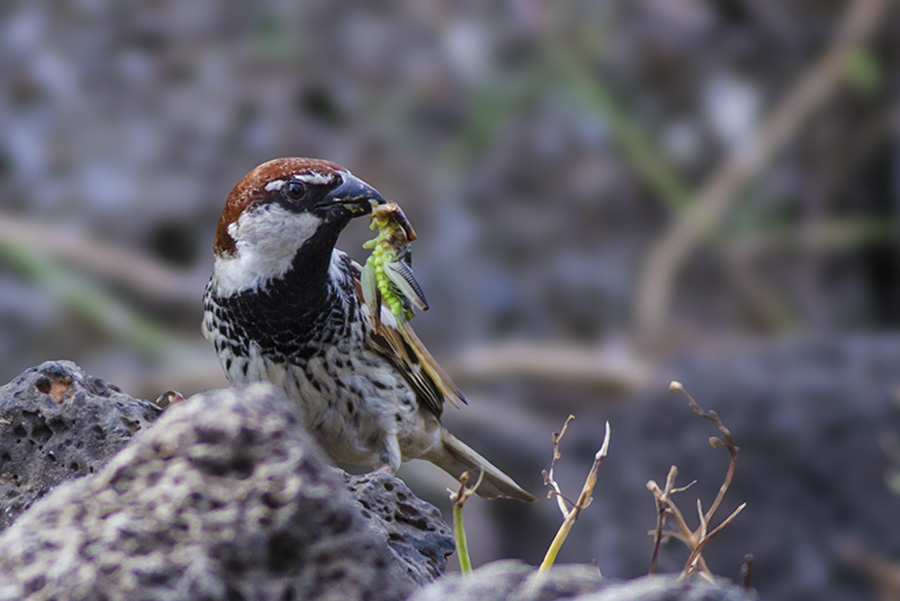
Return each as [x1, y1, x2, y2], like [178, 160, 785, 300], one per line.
[213, 157, 348, 257]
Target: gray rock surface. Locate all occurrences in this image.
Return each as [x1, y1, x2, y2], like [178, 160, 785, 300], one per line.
[410, 559, 759, 601]
[344, 471, 455, 583]
[412, 560, 607, 601]
[0, 382, 452, 601]
[0, 360, 162, 530]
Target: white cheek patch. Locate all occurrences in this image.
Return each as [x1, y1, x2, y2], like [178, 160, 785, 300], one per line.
[213, 204, 323, 296]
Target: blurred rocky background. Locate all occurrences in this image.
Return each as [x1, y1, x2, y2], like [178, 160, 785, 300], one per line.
[1, 1, 898, 599]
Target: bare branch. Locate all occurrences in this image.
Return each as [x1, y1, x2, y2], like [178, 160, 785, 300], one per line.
[543, 415, 576, 514]
[647, 382, 748, 577]
[683, 503, 747, 576]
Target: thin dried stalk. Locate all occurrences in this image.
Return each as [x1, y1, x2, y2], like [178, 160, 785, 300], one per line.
[539, 419, 611, 573]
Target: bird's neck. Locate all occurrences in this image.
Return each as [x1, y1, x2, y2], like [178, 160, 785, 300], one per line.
[279, 232, 341, 309]
[207, 242, 355, 359]
[215, 221, 340, 294]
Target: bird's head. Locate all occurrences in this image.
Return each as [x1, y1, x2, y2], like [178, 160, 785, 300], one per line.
[210, 157, 385, 295]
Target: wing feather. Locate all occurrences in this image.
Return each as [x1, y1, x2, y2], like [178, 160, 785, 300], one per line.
[351, 260, 466, 418]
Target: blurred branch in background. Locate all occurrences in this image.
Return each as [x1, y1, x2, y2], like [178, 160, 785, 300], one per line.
[449, 341, 648, 395]
[0, 212, 213, 395]
[0, 213, 199, 305]
[635, 0, 893, 342]
[0, 236, 176, 359]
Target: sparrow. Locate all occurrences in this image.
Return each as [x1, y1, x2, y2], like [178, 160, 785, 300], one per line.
[202, 157, 536, 502]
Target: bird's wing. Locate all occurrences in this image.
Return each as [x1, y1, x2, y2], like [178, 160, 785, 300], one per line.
[350, 261, 466, 418]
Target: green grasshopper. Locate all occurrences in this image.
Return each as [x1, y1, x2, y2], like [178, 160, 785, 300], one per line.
[362, 201, 429, 324]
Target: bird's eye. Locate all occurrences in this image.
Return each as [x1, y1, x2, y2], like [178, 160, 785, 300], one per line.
[285, 181, 305, 199]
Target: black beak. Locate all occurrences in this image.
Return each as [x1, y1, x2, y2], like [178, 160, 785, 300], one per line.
[326, 173, 386, 216]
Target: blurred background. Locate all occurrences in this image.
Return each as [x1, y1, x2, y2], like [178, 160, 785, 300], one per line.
[1, 1, 899, 599]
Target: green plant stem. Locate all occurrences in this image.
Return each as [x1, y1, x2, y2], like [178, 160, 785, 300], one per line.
[452, 501, 472, 574]
[539, 517, 574, 573]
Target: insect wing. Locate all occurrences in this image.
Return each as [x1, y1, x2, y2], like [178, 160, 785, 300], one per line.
[385, 260, 430, 312]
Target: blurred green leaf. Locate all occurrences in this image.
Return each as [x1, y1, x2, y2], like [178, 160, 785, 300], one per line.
[844, 47, 882, 95]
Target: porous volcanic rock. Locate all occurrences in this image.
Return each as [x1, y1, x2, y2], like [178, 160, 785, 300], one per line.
[0, 360, 161, 530]
[0, 382, 452, 601]
[344, 470, 456, 583]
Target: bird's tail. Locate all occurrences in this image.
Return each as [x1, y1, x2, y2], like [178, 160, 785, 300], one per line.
[429, 428, 537, 502]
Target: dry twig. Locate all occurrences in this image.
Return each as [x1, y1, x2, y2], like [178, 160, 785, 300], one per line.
[539, 416, 611, 573]
[646, 381, 746, 580]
